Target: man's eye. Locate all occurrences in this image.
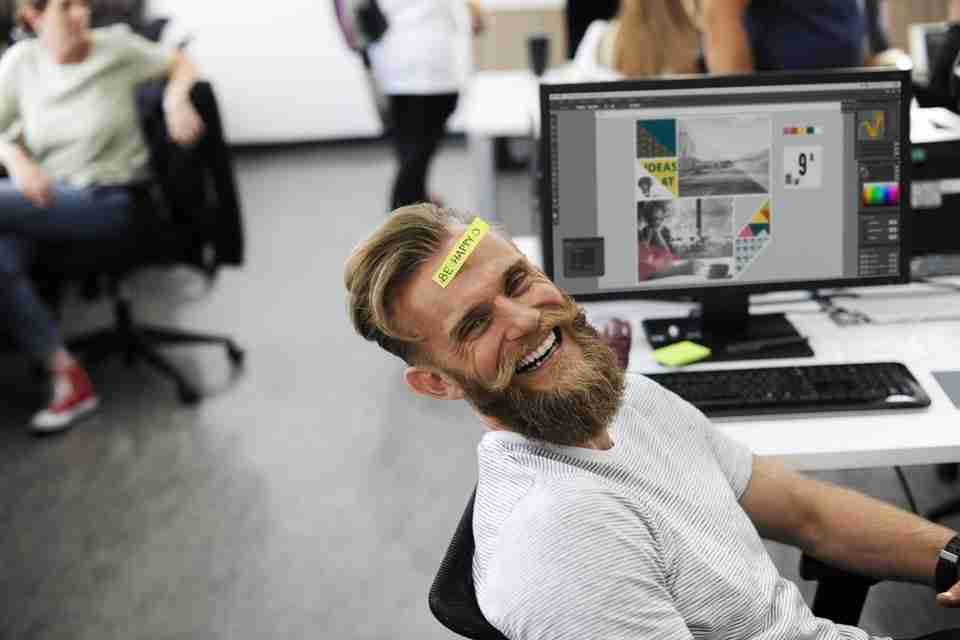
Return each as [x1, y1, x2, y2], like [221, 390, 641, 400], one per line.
[463, 316, 489, 339]
[507, 272, 530, 296]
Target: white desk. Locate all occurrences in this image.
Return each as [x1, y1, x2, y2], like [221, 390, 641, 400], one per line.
[461, 70, 541, 221]
[513, 235, 960, 473]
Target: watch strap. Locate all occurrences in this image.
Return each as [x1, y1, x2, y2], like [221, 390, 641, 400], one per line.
[935, 534, 960, 593]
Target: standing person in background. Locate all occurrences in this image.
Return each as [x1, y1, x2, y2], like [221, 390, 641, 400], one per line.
[369, 0, 485, 211]
[570, 0, 701, 80]
[0, 0, 203, 432]
[702, 0, 900, 73]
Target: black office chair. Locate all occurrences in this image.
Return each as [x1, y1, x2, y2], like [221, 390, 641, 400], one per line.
[429, 490, 508, 640]
[430, 489, 880, 638]
[32, 78, 245, 404]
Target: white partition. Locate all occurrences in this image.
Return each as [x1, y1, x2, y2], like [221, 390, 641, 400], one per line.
[148, 0, 515, 143]
[147, 0, 385, 143]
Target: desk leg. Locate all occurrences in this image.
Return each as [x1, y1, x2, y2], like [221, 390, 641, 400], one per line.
[469, 133, 497, 222]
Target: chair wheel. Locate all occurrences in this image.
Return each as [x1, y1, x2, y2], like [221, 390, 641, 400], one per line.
[227, 345, 245, 367]
[178, 385, 201, 405]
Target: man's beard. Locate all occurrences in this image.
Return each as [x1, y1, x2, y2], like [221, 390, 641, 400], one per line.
[446, 297, 626, 447]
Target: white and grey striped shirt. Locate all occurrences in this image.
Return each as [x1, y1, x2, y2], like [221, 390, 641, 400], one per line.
[473, 374, 881, 640]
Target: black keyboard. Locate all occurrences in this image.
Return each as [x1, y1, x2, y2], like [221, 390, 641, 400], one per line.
[646, 362, 931, 417]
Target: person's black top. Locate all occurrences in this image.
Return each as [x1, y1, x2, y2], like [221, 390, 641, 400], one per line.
[745, 0, 864, 71]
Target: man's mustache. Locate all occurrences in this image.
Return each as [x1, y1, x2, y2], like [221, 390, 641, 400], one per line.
[488, 300, 583, 392]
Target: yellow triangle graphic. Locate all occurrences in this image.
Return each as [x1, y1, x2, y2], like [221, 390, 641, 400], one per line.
[751, 201, 771, 225]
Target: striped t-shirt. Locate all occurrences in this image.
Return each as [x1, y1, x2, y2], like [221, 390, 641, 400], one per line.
[473, 374, 881, 640]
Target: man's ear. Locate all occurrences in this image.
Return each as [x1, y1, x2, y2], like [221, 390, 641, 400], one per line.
[404, 366, 465, 401]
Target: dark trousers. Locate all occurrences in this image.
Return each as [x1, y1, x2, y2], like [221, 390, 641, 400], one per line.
[0, 182, 136, 361]
[387, 93, 458, 211]
[904, 631, 960, 639]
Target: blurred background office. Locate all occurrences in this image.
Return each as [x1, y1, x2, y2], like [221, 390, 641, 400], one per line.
[4, 0, 960, 639]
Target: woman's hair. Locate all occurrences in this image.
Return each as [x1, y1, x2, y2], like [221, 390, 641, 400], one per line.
[344, 203, 506, 365]
[638, 199, 670, 224]
[15, 0, 49, 33]
[613, 0, 700, 78]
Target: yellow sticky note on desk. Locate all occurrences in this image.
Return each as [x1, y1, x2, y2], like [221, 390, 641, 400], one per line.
[653, 341, 712, 367]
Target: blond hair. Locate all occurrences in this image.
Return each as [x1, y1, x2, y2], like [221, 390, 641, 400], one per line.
[612, 0, 700, 78]
[345, 203, 498, 364]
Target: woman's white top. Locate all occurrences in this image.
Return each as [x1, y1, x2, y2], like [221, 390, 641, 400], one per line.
[368, 0, 465, 95]
[569, 20, 622, 81]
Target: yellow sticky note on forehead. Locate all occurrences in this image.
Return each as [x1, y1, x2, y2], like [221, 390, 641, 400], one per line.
[433, 218, 490, 288]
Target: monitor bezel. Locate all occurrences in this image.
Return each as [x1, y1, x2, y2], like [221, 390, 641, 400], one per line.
[538, 68, 913, 302]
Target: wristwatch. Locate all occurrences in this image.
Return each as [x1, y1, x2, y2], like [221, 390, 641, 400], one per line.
[935, 534, 960, 593]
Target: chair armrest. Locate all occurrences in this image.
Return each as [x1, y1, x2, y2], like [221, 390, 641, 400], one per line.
[800, 553, 879, 626]
[799, 553, 879, 586]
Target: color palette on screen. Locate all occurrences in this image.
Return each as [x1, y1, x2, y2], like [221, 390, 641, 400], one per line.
[862, 182, 899, 207]
[783, 126, 822, 136]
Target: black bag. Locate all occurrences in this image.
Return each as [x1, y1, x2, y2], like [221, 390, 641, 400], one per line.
[333, 0, 392, 129]
[333, 0, 389, 55]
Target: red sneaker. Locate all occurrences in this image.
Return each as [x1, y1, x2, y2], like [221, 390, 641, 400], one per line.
[31, 364, 100, 433]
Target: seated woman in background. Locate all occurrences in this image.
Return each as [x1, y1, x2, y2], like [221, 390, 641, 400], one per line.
[0, 0, 203, 433]
[570, 0, 701, 80]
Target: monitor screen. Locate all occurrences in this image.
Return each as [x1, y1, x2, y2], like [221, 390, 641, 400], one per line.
[539, 70, 911, 303]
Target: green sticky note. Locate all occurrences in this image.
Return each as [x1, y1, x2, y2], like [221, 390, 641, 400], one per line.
[653, 341, 712, 367]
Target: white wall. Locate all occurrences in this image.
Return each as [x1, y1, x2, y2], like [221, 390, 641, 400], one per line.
[147, 0, 385, 143]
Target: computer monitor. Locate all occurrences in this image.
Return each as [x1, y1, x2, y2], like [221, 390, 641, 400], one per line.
[539, 69, 911, 361]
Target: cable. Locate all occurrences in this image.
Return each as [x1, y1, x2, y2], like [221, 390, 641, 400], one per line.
[808, 290, 873, 326]
[894, 466, 920, 515]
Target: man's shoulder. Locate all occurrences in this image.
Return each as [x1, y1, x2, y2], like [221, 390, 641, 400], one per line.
[622, 372, 679, 409]
[491, 475, 637, 542]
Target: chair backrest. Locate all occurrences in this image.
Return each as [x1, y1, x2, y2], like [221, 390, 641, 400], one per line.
[134, 78, 245, 273]
[429, 489, 509, 640]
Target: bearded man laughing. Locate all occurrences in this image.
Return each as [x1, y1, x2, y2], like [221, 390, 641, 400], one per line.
[345, 203, 960, 640]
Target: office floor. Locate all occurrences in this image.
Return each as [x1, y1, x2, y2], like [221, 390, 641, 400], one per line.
[1, 138, 959, 639]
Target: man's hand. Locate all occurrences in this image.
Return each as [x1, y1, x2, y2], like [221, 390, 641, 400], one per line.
[937, 582, 960, 607]
[164, 97, 205, 147]
[11, 158, 53, 208]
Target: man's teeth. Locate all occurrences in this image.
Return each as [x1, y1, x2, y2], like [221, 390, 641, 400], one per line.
[516, 329, 559, 373]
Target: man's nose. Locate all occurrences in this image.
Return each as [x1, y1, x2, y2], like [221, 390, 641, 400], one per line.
[495, 296, 540, 342]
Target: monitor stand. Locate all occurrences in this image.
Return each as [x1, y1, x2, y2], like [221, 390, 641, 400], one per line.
[642, 292, 814, 362]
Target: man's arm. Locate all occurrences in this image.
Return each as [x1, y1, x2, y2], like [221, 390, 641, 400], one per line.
[740, 456, 956, 594]
[702, 0, 754, 73]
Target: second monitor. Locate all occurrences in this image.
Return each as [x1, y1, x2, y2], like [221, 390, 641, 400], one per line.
[539, 69, 911, 361]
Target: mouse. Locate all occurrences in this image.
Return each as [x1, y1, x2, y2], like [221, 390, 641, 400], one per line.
[600, 317, 631, 371]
